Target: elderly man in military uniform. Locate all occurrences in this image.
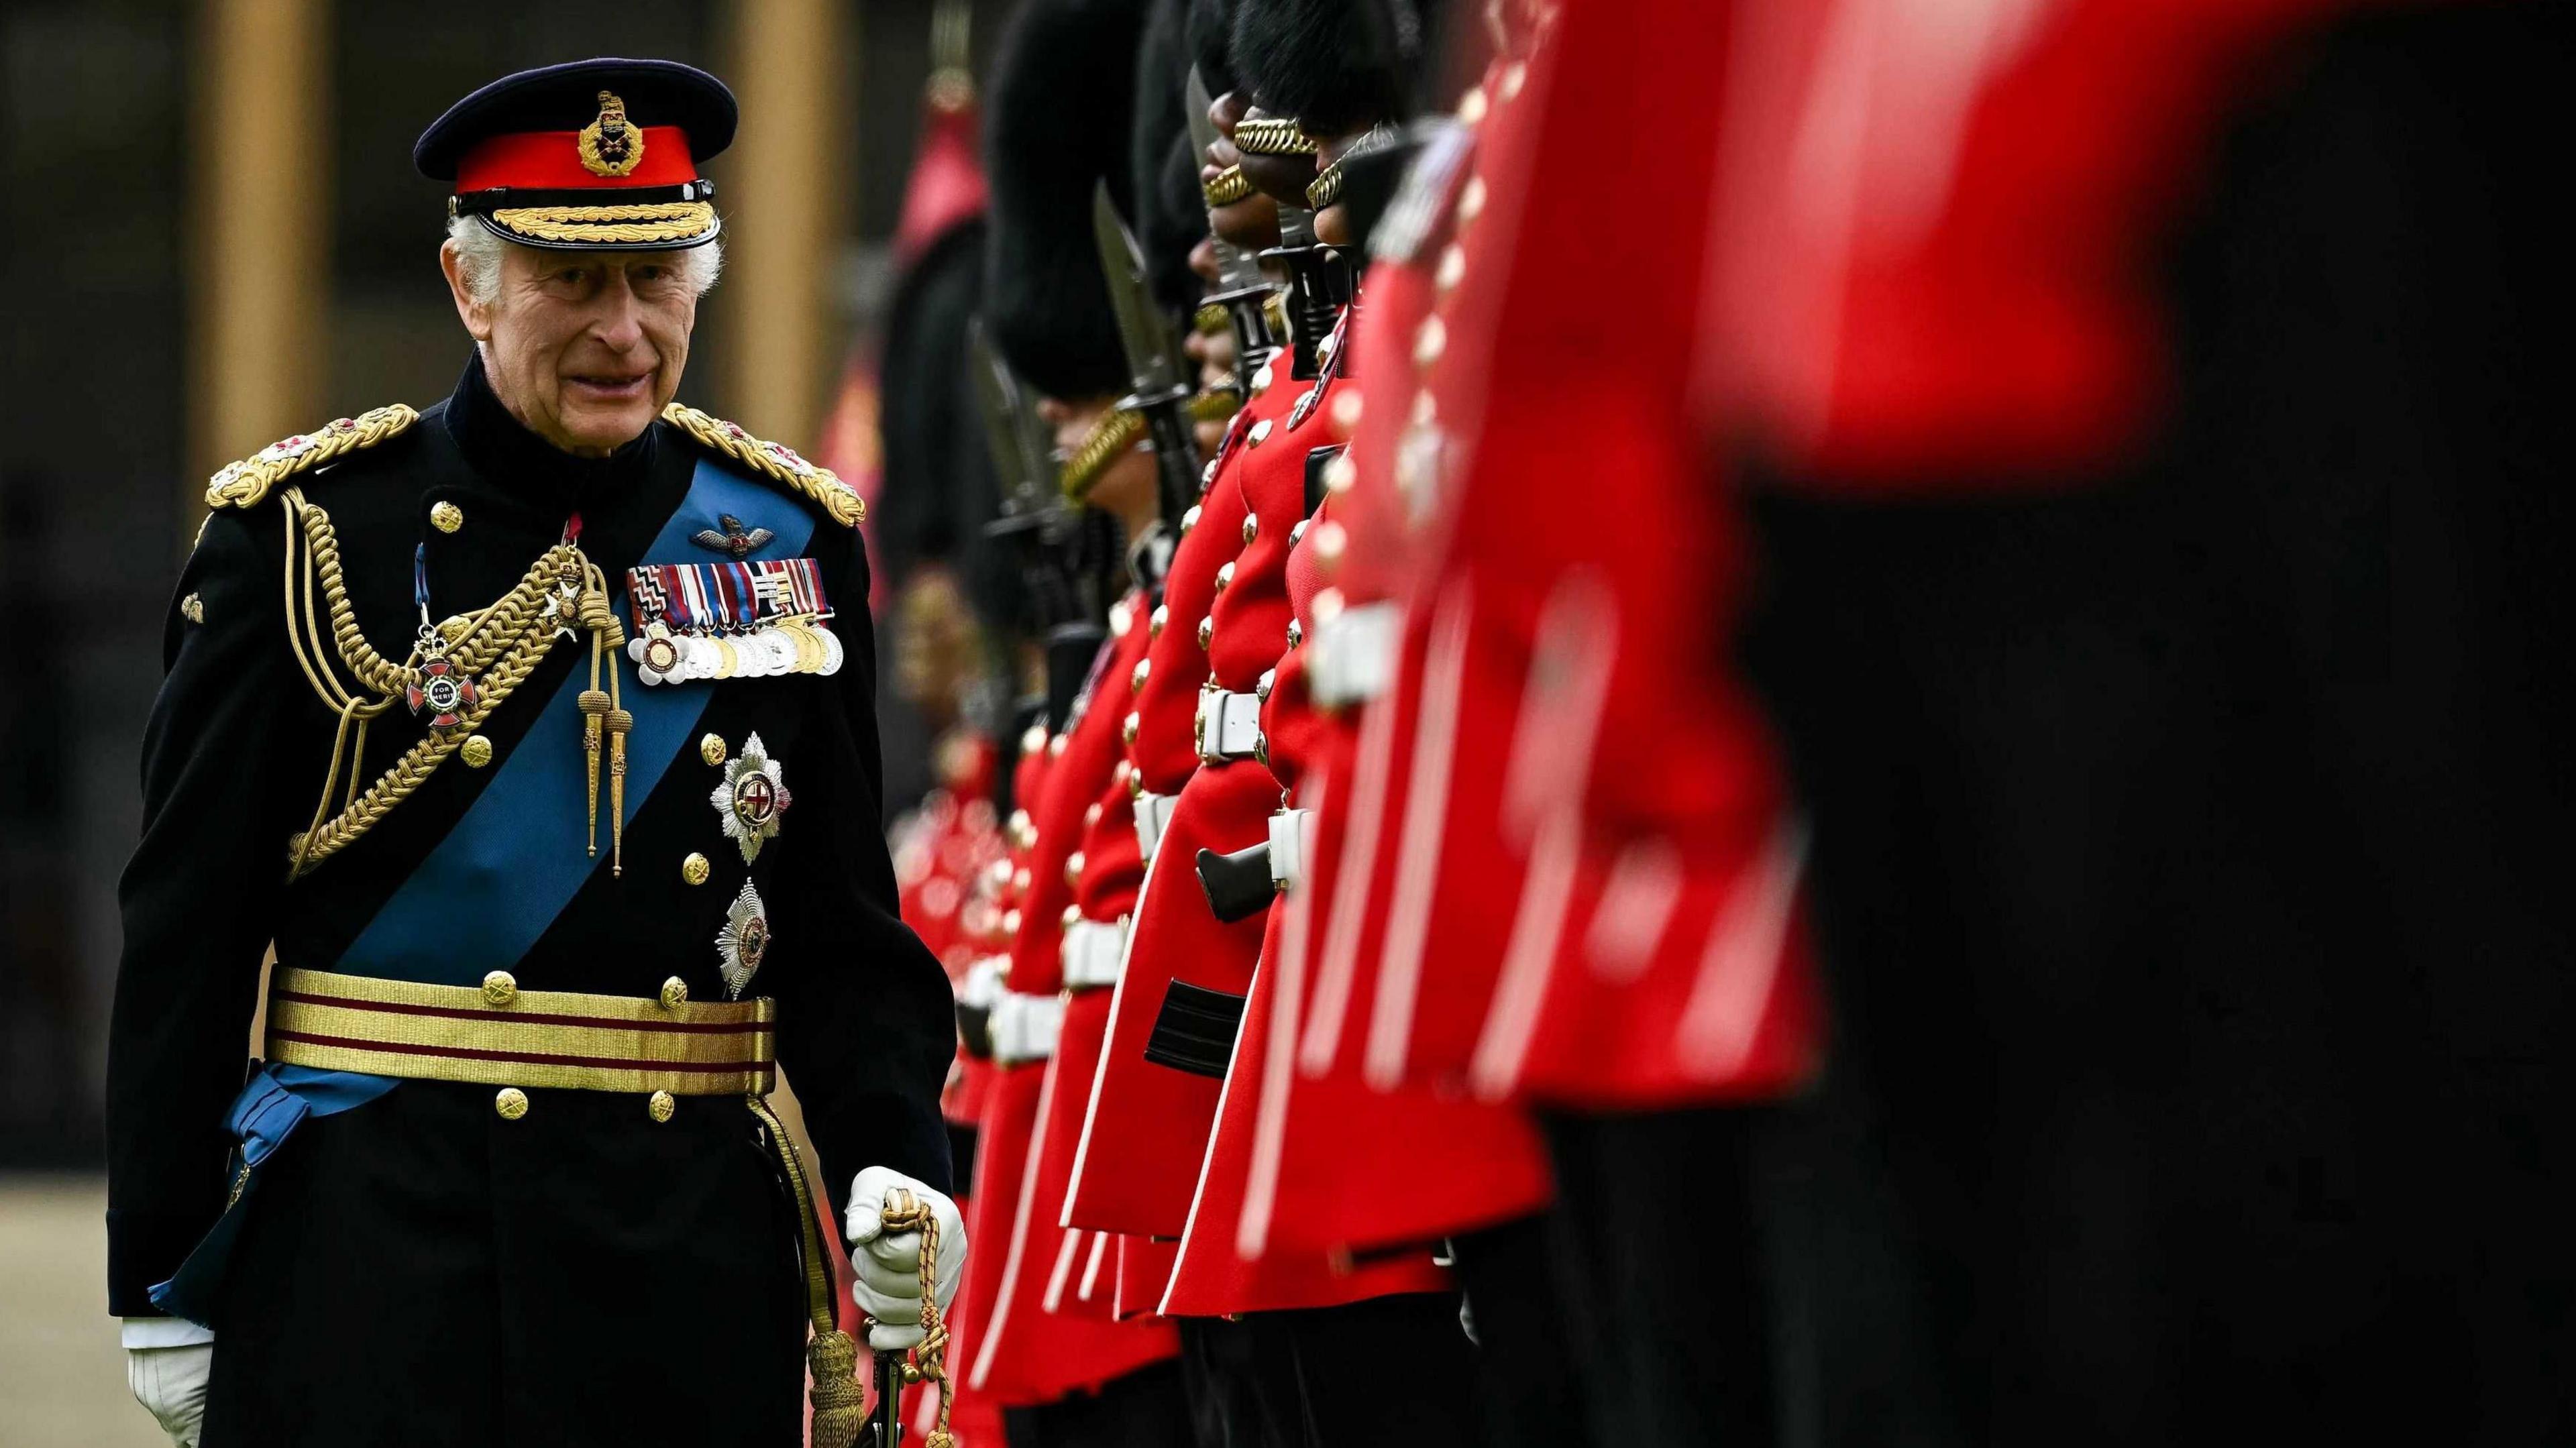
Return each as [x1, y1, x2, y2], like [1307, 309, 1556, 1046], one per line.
[107, 59, 963, 1447]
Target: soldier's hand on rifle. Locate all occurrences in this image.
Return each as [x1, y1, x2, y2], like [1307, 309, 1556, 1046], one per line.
[843, 1166, 967, 1351]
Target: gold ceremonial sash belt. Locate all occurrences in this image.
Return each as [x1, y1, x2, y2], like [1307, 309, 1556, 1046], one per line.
[265, 967, 777, 1097]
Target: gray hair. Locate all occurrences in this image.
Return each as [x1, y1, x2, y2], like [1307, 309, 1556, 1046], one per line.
[443, 215, 723, 304]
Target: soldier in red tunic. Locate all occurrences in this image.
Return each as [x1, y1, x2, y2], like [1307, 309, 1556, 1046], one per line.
[949, 2, 1195, 1442]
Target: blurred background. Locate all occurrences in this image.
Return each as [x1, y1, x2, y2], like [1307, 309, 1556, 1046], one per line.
[1, 0, 998, 1433]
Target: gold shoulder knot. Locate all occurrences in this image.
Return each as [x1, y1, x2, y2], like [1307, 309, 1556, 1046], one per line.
[205, 405, 420, 511]
[660, 402, 865, 527]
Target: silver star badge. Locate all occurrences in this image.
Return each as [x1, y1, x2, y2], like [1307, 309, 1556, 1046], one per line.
[709, 730, 792, 862]
[716, 879, 771, 999]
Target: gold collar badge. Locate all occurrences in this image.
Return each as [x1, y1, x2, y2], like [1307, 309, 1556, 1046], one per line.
[577, 91, 645, 178]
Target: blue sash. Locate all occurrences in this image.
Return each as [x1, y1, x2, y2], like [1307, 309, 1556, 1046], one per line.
[152, 455, 816, 1323]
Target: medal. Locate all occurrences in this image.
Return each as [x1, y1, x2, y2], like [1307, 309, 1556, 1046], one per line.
[716, 879, 770, 999]
[623, 555, 844, 681]
[710, 730, 790, 862]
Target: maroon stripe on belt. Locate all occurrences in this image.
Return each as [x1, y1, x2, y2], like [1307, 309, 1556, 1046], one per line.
[275, 990, 762, 1036]
[270, 1029, 773, 1074]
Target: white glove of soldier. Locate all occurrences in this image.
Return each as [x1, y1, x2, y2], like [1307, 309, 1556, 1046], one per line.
[844, 1165, 967, 1352]
[123, 1324, 214, 1447]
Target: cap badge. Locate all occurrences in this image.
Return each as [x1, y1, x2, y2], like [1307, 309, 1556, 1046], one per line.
[577, 91, 645, 178]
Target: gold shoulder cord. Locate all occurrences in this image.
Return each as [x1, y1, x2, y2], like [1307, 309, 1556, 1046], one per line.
[229, 402, 852, 882]
[661, 402, 867, 526]
[276, 488, 621, 879]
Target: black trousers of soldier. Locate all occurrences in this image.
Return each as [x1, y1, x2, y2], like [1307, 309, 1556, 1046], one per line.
[1004, 1358, 1197, 1448]
[1173, 1290, 1485, 1448]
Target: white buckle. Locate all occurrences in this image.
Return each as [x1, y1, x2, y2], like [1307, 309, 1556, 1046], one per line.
[1309, 602, 1398, 707]
[990, 991, 1065, 1064]
[1134, 790, 1177, 862]
[1061, 917, 1128, 989]
[1195, 687, 1265, 763]
[957, 955, 1008, 1010]
[1267, 808, 1313, 891]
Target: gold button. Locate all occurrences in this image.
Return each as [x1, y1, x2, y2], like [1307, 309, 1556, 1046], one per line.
[1458, 87, 1489, 125]
[430, 500, 464, 533]
[1008, 809, 1036, 850]
[647, 1091, 677, 1123]
[1020, 724, 1047, 757]
[1312, 588, 1345, 625]
[1314, 521, 1348, 563]
[1085, 801, 1105, 828]
[659, 977, 689, 1009]
[481, 970, 517, 1007]
[1414, 317, 1448, 370]
[1109, 600, 1134, 637]
[1436, 244, 1467, 295]
[1003, 909, 1022, 936]
[1122, 712, 1140, 745]
[1197, 616, 1214, 649]
[1241, 514, 1260, 546]
[1132, 659, 1151, 691]
[1150, 606, 1169, 639]
[1047, 732, 1069, 759]
[1062, 904, 1081, 929]
[1290, 519, 1311, 548]
[1248, 419, 1273, 447]
[700, 733, 728, 767]
[460, 734, 494, 769]
[1326, 455, 1358, 494]
[1214, 561, 1236, 594]
[1330, 390, 1364, 437]
[1287, 618, 1305, 649]
[1459, 176, 1488, 223]
[681, 852, 711, 886]
[494, 1087, 529, 1121]
[1181, 504, 1203, 535]
[1065, 852, 1086, 887]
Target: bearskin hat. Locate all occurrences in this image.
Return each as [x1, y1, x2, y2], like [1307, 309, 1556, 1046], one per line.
[985, 0, 1153, 401]
[1230, 0, 1420, 136]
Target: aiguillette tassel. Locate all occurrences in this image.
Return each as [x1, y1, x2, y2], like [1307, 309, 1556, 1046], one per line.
[578, 685, 608, 858]
[578, 573, 631, 877]
[606, 708, 632, 877]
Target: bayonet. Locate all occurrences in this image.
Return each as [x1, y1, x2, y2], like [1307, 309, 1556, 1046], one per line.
[1259, 203, 1352, 380]
[973, 320, 1109, 721]
[1091, 180, 1204, 529]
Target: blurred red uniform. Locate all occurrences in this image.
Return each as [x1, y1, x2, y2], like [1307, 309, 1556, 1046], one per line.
[967, 599, 1179, 1407]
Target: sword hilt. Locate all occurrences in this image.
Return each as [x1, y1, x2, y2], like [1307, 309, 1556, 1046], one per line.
[863, 1186, 955, 1448]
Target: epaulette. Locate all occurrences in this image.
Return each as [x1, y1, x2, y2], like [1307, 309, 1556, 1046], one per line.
[205, 405, 420, 510]
[660, 402, 865, 526]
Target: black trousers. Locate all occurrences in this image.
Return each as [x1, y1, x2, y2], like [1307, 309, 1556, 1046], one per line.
[1175, 1290, 1483, 1448]
[1004, 1357, 1198, 1448]
[1448, 1213, 1592, 1448]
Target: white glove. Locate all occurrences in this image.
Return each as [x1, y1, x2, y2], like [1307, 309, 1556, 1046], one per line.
[844, 1165, 967, 1352]
[125, 1333, 214, 1447]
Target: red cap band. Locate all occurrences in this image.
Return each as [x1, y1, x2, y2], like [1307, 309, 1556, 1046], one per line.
[455, 125, 698, 192]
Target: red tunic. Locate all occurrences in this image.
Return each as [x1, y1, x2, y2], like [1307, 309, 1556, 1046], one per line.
[968, 602, 1176, 1404]
[1058, 379, 1294, 1238]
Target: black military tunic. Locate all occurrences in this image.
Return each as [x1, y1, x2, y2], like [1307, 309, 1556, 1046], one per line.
[107, 355, 954, 1447]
